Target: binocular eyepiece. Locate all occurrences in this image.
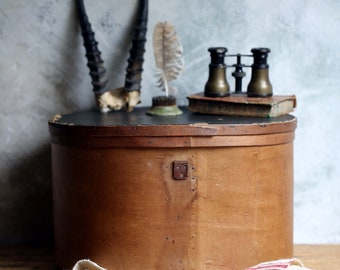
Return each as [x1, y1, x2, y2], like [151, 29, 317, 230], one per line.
[204, 47, 230, 97]
[204, 47, 273, 97]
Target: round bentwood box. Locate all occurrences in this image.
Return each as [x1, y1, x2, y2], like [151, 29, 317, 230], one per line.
[49, 107, 297, 270]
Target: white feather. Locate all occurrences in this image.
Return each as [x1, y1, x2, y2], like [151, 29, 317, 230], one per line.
[72, 259, 106, 270]
[153, 21, 184, 96]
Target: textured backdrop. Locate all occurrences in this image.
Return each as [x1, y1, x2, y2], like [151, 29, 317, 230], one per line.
[0, 0, 339, 245]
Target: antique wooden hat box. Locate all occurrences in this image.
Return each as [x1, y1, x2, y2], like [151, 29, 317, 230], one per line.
[49, 0, 296, 269]
[50, 110, 296, 269]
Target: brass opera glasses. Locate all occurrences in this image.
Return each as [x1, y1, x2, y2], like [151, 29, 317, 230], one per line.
[204, 47, 273, 97]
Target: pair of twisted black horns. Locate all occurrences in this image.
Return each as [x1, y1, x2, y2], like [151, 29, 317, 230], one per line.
[76, 0, 148, 94]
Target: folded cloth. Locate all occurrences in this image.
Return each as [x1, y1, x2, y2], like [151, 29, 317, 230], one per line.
[246, 258, 312, 270]
[72, 258, 311, 270]
[72, 259, 106, 270]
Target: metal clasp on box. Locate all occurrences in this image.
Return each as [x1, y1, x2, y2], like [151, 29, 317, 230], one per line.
[172, 161, 189, 180]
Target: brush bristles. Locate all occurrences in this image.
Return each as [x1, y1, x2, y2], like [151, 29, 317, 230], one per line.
[152, 96, 177, 106]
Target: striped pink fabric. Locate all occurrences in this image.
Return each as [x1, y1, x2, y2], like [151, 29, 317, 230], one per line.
[246, 258, 304, 270]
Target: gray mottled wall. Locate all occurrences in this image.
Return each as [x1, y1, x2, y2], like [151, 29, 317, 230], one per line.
[0, 0, 339, 245]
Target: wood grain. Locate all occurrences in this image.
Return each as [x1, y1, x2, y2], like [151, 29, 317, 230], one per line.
[0, 245, 339, 269]
[51, 143, 294, 269]
[49, 109, 297, 269]
[0, 247, 56, 270]
[294, 245, 340, 270]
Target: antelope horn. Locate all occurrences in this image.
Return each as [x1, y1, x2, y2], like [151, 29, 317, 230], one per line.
[124, 0, 148, 92]
[76, 0, 108, 95]
[76, 0, 148, 113]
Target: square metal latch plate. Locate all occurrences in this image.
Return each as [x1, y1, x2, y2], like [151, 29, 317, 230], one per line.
[172, 161, 189, 180]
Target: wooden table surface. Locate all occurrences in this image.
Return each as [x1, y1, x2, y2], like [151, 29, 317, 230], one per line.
[294, 245, 340, 270]
[0, 245, 339, 270]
